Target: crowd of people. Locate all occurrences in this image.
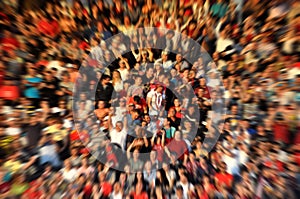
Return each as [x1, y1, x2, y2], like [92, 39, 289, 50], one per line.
[0, 0, 300, 198]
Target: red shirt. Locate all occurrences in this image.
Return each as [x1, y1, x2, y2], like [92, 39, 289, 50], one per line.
[70, 130, 89, 142]
[35, 60, 49, 68]
[0, 71, 4, 85]
[167, 139, 188, 161]
[295, 127, 300, 144]
[215, 172, 233, 188]
[295, 153, 300, 166]
[199, 191, 209, 199]
[273, 123, 290, 144]
[131, 192, 149, 199]
[37, 19, 60, 37]
[169, 106, 185, 119]
[264, 160, 284, 172]
[153, 144, 164, 162]
[0, 85, 19, 101]
[100, 182, 112, 197]
[22, 181, 43, 198]
[128, 97, 147, 111]
[1, 37, 19, 52]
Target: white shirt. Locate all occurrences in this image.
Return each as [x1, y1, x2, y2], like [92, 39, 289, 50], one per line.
[110, 192, 123, 199]
[47, 60, 64, 79]
[90, 45, 103, 63]
[216, 37, 234, 52]
[5, 127, 21, 136]
[223, 153, 240, 175]
[117, 68, 129, 81]
[147, 89, 163, 115]
[178, 182, 194, 199]
[110, 128, 127, 150]
[61, 168, 78, 182]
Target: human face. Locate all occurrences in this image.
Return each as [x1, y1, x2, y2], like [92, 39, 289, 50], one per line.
[135, 77, 142, 86]
[174, 131, 181, 140]
[115, 122, 123, 132]
[168, 108, 175, 117]
[144, 115, 151, 123]
[174, 99, 180, 107]
[133, 149, 139, 159]
[98, 101, 105, 108]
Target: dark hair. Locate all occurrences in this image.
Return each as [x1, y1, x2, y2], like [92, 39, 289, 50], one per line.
[133, 95, 141, 103]
[101, 74, 111, 80]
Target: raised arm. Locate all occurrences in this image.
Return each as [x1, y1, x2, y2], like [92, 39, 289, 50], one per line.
[126, 141, 135, 160]
[151, 132, 156, 147]
[108, 112, 113, 131]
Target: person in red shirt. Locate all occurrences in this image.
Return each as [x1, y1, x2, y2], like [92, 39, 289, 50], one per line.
[0, 61, 5, 86]
[215, 162, 233, 190]
[273, 114, 290, 145]
[130, 181, 149, 199]
[195, 184, 209, 199]
[263, 149, 284, 172]
[151, 130, 165, 163]
[165, 131, 189, 163]
[22, 179, 44, 198]
[169, 98, 185, 119]
[1, 30, 19, 52]
[92, 172, 113, 198]
[70, 122, 89, 146]
[128, 95, 148, 113]
[0, 77, 19, 101]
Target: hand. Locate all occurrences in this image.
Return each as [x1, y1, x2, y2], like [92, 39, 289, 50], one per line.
[40, 82, 46, 88]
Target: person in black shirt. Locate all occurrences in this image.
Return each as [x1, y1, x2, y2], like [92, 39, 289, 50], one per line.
[95, 74, 114, 105]
[39, 71, 59, 107]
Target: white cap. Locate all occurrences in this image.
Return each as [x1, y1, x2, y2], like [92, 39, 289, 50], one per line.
[66, 63, 73, 68]
[63, 119, 73, 129]
[52, 107, 61, 114]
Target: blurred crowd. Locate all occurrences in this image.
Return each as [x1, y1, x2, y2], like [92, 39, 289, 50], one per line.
[0, 0, 300, 198]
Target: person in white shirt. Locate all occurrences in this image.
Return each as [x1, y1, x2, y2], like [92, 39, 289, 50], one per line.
[5, 118, 21, 136]
[147, 85, 164, 117]
[176, 172, 195, 199]
[90, 37, 103, 63]
[108, 113, 128, 150]
[117, 58, 130, 81]
[110, 182, 123, 199]
[156, 51, 173, 73]
[61, 158, 78, 182]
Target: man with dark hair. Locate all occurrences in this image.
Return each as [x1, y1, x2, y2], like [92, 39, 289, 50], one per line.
[95, 74, 113, 103]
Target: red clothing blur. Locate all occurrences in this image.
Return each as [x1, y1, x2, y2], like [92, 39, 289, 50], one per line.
[198, 191, 209, 199]
[295, 153, 300, 166]
[35, 60, 49, 68]
[0, 71, 4, 85]
[153, 144, 164, 162]
[200, 86, 211, 99]
[131, 191, 149, 199]
[37, 19, 60, 37]
[128, 97, 147, 111]
[100, 182, 112, 197]
[273, 122, 290, 144]
[295, 127, 300, 144]
[170, 106, 185, 119]
[22, 181, 43, 198]
[215, 172, 233, 188]
[0, 85, 19, 101]
[263, 160, 284, 172]
[79, 40, 89, 50]
[70, 130, 89, 143]
[1, 37, 19, 52]
[167, 139, 188, 161]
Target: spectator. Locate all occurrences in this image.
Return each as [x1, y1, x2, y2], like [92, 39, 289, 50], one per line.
[0, 0, 299, 198]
